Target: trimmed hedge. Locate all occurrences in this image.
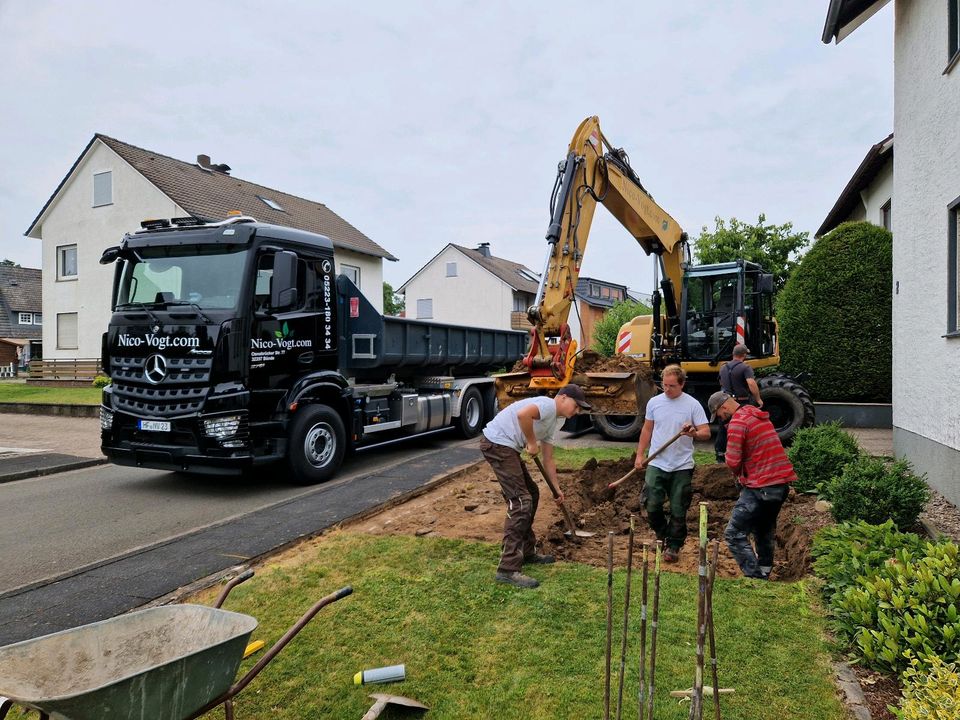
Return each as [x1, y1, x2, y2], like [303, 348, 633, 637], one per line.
[777, 221, 892, 402]
[787, 421, 860, 494]
[828, 457, 930, 530]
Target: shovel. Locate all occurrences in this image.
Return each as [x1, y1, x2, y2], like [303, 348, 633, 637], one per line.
[608, 429, 686, 490]
[531, 455, 596, 539]
[361, 693, 429, 719]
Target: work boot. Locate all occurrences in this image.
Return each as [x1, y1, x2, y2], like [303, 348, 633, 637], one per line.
[715, 453, 725, 463]
[524, 553, 556, 565]
[495, 571, 540, 588]
[663, 547, 679, 563]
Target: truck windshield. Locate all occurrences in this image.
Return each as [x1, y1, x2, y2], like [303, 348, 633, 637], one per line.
[115, 246, 249, 311]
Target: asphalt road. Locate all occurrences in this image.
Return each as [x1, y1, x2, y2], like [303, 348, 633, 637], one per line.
[0, 432, 475, 595]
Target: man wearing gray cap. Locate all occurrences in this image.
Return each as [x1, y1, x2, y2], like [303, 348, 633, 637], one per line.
[480, 384, 592, 588]
[708, 391, 796, 580]
[715, 344, 763, 462]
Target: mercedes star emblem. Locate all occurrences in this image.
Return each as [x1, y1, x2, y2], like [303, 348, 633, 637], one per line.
[144, 354, 168, 385]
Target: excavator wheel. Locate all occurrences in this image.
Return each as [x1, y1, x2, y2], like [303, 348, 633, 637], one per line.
[758, 374, 816, 445]
[593, 413, 645, 442]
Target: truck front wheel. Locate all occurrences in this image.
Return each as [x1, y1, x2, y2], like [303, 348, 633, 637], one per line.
[287, 405, 346, 485]
[456, 387, 484, 438]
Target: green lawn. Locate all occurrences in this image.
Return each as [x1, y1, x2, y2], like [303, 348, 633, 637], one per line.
[0, 381, 101, 405]
[554, 445, 716, 469]
[187, 533, 844, 720]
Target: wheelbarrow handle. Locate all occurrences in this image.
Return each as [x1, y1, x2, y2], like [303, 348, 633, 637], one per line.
[187, 585, 354, 719]
[213, 569, 255, 609]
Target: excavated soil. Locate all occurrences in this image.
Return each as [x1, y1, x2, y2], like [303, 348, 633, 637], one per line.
[510, 350, 655, 381]
[346, 456, 832, 581]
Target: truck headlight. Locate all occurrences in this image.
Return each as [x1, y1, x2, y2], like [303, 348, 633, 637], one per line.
[202, 414, 242, 440]
[100, 407, 114, 431]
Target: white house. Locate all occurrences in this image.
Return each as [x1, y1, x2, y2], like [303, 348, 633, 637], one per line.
[397, 243, 540, 331]
[823, 0, 960, 504]
[26, 135, 396, 360]
[816, 133, 893, 237]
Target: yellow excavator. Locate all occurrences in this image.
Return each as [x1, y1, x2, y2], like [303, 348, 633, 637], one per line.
[495, 116, 814, 442]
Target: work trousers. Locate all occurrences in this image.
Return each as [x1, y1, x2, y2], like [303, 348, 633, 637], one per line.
[644, 466, 693, 551]
[724, 484, 790, 579]
[480, 438, 540, 573]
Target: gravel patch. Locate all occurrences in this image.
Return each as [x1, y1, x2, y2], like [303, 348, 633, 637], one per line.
[921, 488, 960, 542]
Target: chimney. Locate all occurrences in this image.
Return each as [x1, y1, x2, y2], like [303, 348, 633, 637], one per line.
[197, 154, 212, 170]
[197, 154, 231, 175]
[476, 242, 491, 257]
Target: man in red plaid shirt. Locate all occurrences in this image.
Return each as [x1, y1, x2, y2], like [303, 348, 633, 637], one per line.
[708, 391, 796, 579]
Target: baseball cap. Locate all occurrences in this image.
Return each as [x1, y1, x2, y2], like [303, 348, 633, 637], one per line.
[707, 391, 732, 422]
[557, 384, 593, 410]
[733, 344, 750, 357]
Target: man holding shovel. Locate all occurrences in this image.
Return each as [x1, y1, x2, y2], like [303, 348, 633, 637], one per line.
[634, 365, 710, 563]
[480, 385, 592, 589]
[708, 391, 796, 580]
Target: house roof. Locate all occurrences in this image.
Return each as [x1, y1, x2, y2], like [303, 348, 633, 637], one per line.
[0, 265, 42, 340]
[575, 277, 629, 309]
[27, 134, 397, 261]
[821, 0, 890, 43]
[816, 133, 893, 238]
[397, 243, 540, 294]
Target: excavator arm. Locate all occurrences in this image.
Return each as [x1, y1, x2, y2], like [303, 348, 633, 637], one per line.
[498, 116, 688, 408]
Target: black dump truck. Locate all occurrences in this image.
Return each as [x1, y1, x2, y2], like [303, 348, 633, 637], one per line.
[98, 216, 526, 484]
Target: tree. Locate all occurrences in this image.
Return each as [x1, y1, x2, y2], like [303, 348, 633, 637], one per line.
[383, 281, 405, 316]
[777, 221, 892, 402]
[693, 214, 810, 292]
[591, 299, 652, 356]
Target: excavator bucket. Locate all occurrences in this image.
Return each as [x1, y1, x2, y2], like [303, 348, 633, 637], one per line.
[494, 369, 651, 417]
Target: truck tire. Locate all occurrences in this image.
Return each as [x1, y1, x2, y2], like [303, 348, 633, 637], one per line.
[456, 387, 484, 438]
[594, 413, 645, 442]
[287, 405, 346, 485]
[758, 374, 816, 445]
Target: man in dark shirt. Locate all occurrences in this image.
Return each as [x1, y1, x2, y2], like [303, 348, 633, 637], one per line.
[715, 344, 763, 462]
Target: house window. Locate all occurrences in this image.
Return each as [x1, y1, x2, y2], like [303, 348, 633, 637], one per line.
[446, 262, 457, 277]
[57, 244, 77, 280]
[416, 298, 433, 319]
[951, 0, 960, 62]
[57, 313, 78, 349]
[256, 195, 284, 212]
[34, 314, 42, 325]
[93, 171, 112, 207]
[880, 200, 892, 231]
[18, 312, 32, 324]
[340, 264, 360, 286]
[949, 198, 960, 335]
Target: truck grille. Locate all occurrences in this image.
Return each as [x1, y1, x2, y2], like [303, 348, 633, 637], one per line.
[111, 355, 212, 417]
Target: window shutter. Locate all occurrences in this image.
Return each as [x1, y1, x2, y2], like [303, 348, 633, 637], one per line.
[57, 313, 79, 349]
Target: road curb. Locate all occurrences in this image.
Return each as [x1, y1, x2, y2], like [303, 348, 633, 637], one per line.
[833, 662, 873, 720]
[0, 457, 107, 484]
[0, 403, 99, 418]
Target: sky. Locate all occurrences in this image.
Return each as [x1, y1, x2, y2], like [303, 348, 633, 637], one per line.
[0, 1, 893, 298]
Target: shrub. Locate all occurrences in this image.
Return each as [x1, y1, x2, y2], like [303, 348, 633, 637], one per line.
[829, 457, 930, 529]
[837, 541, 960, 673]
[895, 655, 960, 720]
[591, 300, 652, 356]
[787, 421, 860, 494]
[777, 221, 892, 402]
[812, 520, 926, 607]
[92, 375, 111, 389]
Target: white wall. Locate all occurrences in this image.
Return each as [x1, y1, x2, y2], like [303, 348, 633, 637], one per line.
[402, 246, 514, 329]
[860, 159, 893, 227]
[36, 140, 184, 359]
[891, 0, 960, 502]
[335, 249, 383, 314]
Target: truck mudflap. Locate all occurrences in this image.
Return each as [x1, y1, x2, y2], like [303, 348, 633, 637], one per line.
[494, 370, 650, 416]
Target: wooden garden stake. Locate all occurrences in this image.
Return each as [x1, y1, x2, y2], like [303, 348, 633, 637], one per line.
[707, 539, 722, 720]
[638, 542, 649, 720]
[615, 516, 636, 720]
[605, 531, 614, 720]
[689, 503, 708, 720]
[645, 541, 663, 720]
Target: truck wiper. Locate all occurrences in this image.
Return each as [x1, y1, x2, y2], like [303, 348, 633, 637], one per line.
[165, 300, 213, 323]
[115, 301, 162, 325]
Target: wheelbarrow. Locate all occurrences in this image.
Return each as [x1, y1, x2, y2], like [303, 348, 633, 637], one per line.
[0, 570, 352, 720]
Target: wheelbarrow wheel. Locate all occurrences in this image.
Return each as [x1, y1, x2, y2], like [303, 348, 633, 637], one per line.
[287, 405, 346, 485]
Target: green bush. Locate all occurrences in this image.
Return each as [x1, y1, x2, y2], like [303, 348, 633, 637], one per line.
[787, 421, 860, 494]
[895, 655, 960, 720]
[812, 520, 927, 607]
[829, 457, 930, 529]
[92, 375, 111, 389]
[837, 541, 960, 673]
[591, 300, 652, 356]
[777, 221, 892, 402]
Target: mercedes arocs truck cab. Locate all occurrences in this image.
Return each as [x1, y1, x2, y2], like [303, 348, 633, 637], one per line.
[99, 216, 525, 484]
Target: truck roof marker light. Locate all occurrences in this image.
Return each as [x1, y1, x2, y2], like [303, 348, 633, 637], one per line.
[289, 401, 298, 412]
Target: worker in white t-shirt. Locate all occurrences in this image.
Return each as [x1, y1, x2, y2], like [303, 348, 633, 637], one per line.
[634, 364, 710, 563]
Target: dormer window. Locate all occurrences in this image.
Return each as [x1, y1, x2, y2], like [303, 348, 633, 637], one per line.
[257, 195, 284, 212]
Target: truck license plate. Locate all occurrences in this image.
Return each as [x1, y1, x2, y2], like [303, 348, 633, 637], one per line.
[138, 420, 171, 432]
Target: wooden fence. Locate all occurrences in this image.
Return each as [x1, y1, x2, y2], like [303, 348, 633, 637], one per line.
[28, 358, 103, 383]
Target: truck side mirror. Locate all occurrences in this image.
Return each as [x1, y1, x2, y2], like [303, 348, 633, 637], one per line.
[271, 251, 299, 310]
[758, 273, 774, 294]
[100, 246, 121, 265]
